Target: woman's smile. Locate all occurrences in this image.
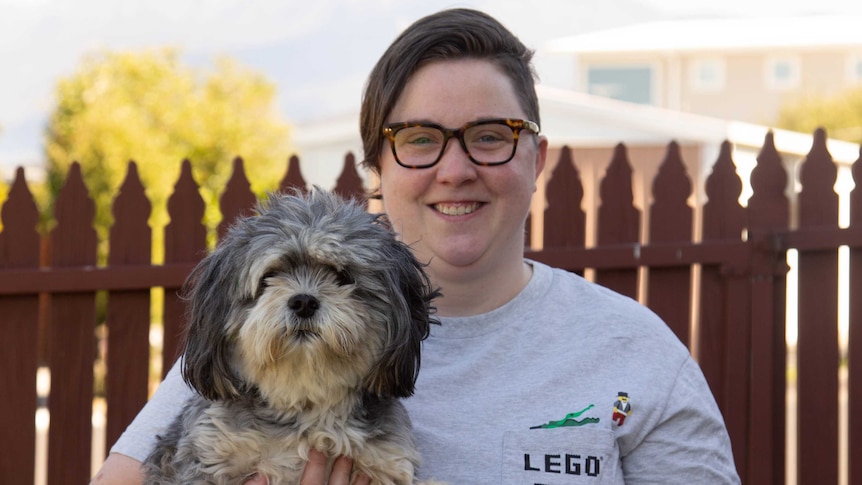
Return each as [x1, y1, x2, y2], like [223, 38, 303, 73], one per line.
[432, 201, 483, 216]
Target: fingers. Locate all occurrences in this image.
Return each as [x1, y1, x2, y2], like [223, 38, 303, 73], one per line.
[299, 450, 370, 485]
[353, 471, 372, 485]
[300, 450, 329, 485]
[329, 455, 353, 485]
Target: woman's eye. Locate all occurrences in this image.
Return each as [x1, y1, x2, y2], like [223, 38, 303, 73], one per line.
[406, 135, 436, 146]
[477, 133, 503, 143]
[469, 129, 507, 145]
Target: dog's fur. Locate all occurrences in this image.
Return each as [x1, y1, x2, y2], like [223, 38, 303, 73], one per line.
[142, 189, 440, 484]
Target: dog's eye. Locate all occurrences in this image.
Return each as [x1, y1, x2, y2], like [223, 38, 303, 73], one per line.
[335, 270, 354, 287]
[254, 272, 277, 300]
[259, 271, 278, 289]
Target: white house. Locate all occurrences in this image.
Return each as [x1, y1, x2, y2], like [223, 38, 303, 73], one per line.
[544, 15, 862, 127]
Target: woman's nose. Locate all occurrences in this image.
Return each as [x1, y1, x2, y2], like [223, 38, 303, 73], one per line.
[434, 138, 477, 184]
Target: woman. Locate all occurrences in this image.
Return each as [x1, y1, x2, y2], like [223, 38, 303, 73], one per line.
[93, 8, 739, 484]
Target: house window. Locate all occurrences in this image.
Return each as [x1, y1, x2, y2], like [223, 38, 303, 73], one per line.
[690, 58, 725, 92]
[765, 57, 800, 90]
[586, 66, 654, 105]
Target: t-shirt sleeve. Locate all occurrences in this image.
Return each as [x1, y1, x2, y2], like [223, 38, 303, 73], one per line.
[109, 358, 194, 462]
[621, 357, 741, 484]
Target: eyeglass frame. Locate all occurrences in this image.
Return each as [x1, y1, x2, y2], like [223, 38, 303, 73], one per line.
[381, 118, 540, 169]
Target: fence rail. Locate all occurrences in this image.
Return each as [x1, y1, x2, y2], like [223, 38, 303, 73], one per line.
[0, 131, 860, 485]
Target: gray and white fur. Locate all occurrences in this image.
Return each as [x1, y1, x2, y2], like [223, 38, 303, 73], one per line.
[143, 189, 440, 484]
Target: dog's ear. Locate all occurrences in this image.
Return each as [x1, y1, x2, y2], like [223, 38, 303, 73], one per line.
[180, 243, 245, 401]
[365, 235, 440, 398]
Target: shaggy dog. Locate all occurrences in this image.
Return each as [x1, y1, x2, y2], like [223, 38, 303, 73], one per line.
[143, 189, 439, 485]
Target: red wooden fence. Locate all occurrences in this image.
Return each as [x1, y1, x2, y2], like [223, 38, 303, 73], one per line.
[0, 132, 859, 484]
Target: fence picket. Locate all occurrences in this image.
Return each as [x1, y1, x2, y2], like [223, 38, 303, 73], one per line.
[218, 157, 258, 241]
[0, 168, 40, 485]
[749, 132, 790, 231]
[647, 141, 693, 345]
[850, 146, 862, 485]
[700, 141, 749, 476]
[703, 141, 746, 241]
[162, 160, 207, 374]
[595, 143, 640, 298]
[280, 155, 309, 194]
[796, 129, 840, 485]
[746, 131, 790, 485]
[543, 146, 586, 250]
[105, 161, 153, 450]
[46, 162, 98, 485]
[333, 153, 367, 207]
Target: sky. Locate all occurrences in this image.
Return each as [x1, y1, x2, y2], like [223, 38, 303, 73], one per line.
[2, 0, 862, 178]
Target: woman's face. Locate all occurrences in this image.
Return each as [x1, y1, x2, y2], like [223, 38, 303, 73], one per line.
[379, 59, 547, 278]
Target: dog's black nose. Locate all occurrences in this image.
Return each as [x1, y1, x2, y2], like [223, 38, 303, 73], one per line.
[288, 294, 320, 319]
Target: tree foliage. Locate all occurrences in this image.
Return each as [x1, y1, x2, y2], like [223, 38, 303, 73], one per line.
[775, 86, 862, 143]
[44, 48, 292, 257]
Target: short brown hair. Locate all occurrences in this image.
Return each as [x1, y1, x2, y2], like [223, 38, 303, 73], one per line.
[359, 8, 540, 174]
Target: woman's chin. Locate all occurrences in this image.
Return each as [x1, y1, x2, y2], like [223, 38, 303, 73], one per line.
[429, 245, 490, 271]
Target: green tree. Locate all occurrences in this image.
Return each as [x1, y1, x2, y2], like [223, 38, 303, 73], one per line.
[775, 86, 862, 143]
[44, 48, 292, 260]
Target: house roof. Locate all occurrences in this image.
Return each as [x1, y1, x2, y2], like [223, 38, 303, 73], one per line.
[545, 15, 862, 54]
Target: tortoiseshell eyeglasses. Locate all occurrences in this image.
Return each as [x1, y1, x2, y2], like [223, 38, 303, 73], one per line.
[381, 118, 540, 169]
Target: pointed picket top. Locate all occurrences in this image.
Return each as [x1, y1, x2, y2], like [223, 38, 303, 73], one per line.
[650, 141, 692, 242]
[652, 141, 692, 208]
[109, 161, 152, 265]
[852, 145, 862, 227]
[600, 143, 635, 207]
[218, 156, 257, 241]
[112, 161, 151, 226]
[543, 146, 586, 248]
[751, 131, 788, 197]
[52, 162, 97, 266]
[0, 167, 41, 268]
[165, 159, 206, 262]
[748, 131, 789, 231]
[279, 155, 308, 194]
[798, 128, 839, 228]
[598, 143, 640, 244]
[333, 153, 367, 207]
[703, 141, 745, 240]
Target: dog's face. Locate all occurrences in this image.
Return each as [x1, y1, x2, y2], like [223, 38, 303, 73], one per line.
[180, 189, 438, 410]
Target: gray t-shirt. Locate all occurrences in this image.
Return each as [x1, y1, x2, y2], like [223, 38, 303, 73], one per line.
[111, 261, 739, 483]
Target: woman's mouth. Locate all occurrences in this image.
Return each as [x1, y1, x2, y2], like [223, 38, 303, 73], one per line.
[433, 202, 481, 216]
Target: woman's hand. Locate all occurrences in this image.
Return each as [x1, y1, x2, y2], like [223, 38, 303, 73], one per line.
[249, 450, 370, 485]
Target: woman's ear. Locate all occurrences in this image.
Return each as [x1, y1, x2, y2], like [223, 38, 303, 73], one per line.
[535, 134, 549, 181]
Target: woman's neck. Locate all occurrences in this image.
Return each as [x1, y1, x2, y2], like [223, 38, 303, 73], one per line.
[430, 258, 532, 318]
